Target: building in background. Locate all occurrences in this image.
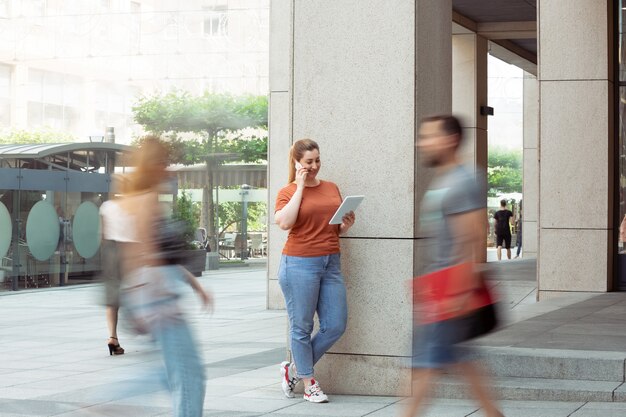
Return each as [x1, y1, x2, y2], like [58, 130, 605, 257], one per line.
[0, 0, 269, 143]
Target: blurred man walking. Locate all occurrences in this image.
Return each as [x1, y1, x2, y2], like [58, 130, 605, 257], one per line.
[405, 115, 503, 417]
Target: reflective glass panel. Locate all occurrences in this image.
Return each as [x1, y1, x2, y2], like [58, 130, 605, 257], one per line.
[72, 201, 101, 259]
[0, 201, 10, 259]
[26, 200, 59, 261]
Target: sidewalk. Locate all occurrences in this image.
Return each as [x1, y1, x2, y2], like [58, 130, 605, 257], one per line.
[1, 264, 626, 416]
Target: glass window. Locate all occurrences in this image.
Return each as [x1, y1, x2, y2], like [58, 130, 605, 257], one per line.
[0, 64, 11, 126]
[0, 0, 11, 18]
[63, 74, 82, 107]
[28, 69, 44, 102]
[130, 1, 141, 48]
[72, 201, 101, 259]
[43, 103, 63, 129]
[0, 200, 11, 259]
[27, 102, 44, 127]
[43, 72, 64, 106]
[164, 13, 179, 40]
[0, 64, 11, 99]
[203, 6, 228, 37]
[27, 69, 83, 134]
[21, 0, 46, 17]
[0, 101, 9, 126]
[26, 200, 60, 261]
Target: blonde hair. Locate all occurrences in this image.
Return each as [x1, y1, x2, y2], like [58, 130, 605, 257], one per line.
[109, 173, 130, 197]
[288, 138, 319, 183]
[126, 136, 169, 193]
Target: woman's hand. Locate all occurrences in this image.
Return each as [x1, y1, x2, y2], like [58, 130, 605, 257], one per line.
[198, 288, 214, 314]
[339, 211, 356, 234]
[184, 267, 215, 313]
[294, 165, 308, 189]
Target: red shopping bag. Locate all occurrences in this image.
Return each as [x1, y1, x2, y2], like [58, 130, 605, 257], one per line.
[413, 263, 495, 325]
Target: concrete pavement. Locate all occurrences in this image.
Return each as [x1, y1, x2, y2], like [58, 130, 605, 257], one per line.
[1, 262, 626, 416]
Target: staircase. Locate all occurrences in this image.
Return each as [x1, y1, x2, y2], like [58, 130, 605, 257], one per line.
[434, 346, 626, 402]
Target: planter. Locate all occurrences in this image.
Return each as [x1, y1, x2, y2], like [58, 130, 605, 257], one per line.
[180, 249, 208, 277]
[205, 252, 219, 271]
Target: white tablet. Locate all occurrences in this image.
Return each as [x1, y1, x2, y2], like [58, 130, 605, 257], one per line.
[329, 195, 364, 224]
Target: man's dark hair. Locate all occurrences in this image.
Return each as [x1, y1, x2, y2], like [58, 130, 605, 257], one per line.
[500, 199, 507, 207]
[421, 114, 463, 147]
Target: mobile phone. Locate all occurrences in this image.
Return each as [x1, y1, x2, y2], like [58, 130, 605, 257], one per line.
[295, 161, 303, 170]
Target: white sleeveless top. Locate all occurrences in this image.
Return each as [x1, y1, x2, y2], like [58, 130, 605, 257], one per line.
[100, 200, 138, 242]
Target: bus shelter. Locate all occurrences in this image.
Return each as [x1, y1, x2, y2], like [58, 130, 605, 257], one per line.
[0, 143, 131, 291]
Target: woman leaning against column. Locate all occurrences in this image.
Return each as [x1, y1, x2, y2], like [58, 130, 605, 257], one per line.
[274, 138, 356, 403]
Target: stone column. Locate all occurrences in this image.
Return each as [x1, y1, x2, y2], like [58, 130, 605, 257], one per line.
[269, 0, 452, 396]
[267, 0, 292, 310]
[523, 72, 539, 259]
[452, 33, 488, 262]
[537, 0, 614, 296]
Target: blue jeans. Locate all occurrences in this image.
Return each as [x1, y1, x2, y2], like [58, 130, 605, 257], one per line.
[152, 320, 206, 417]
[278, 254, 348, 378]
[412, 321, 472, 369]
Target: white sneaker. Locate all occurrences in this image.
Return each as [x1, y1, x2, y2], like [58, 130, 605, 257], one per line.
[280, 361, 300, 398]
[303, 379, 328, 403]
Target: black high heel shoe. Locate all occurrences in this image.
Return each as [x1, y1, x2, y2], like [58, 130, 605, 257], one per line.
[107, 337, 125, 356]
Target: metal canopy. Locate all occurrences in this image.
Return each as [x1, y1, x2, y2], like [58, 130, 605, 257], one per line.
[171, 163, 267, 189]
[0, 142, 131, 159]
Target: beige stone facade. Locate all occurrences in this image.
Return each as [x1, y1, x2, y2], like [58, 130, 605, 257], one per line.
[269, 0, 617, 395]
[537, 0, 615, 296]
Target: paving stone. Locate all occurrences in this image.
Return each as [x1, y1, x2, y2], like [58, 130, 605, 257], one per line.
[470, 347, 626, 381]
[497, 400, 585, 417]
[271, 400, 391, 416]
[570, 401, 626, 417]
[4, 267, 626, 416]
[52, 403, 168, 417]
[356, 403, 479, 417]
[203, 396, 294, 413]
[0, 399, 83, 416]
[434, 376, 622, 402]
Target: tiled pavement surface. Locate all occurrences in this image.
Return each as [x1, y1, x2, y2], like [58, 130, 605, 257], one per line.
[2, 261, 626, 416]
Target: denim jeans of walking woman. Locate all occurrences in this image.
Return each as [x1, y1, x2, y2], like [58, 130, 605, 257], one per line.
[153, 319, 205, 417]
[278, 253, 347, 378]
[122, 265, 206, 417]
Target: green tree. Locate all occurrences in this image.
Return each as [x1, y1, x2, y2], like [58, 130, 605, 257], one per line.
[172, 190, 201, 247]
[217, 201, 267, 237]
[132, 91, 268, 250]
[488, 147, 522, 196]
[0, 128, 77, 144]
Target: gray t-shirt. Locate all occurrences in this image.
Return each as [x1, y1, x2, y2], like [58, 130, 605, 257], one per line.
[419, 165, 484, 273]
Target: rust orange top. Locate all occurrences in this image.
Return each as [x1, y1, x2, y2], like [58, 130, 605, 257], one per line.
[275, 180, 342, 257]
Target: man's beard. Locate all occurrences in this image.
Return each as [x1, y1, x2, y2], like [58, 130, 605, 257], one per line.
[424, 155, 443, 167]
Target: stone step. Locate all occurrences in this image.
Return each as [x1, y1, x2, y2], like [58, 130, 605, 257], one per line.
[433, 375, 626, 402]
[468, 347, 626, 382]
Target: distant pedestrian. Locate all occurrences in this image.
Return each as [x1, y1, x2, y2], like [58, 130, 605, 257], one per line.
[274, 138, 356, 403]
[99, 177, 127, 356]
[493, 199, 514, 261]
[514, 213, 522, 259]
[620, 213, 626, 250]
[405, 115, 503, 417]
